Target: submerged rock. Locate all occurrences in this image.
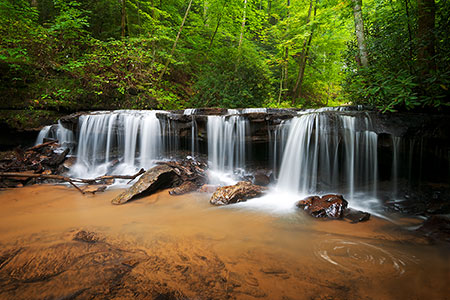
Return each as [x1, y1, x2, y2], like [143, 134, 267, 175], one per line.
[73, 230, 99, 243]
[169, 181, 198, 195]
[343, 208, 371, 223]
[296, 194, 348, 219]
[111, 165, 176, 205]
[417, 215, 450, 243]
[198, 184, 219, 193]
[210, 181, 267, 206]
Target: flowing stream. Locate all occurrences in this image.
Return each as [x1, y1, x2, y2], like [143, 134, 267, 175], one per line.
[35, 107, 439, 215]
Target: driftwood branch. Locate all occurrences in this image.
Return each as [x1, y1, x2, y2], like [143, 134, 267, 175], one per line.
[26, 140, 58, 151]
[0, 168, 146, 194]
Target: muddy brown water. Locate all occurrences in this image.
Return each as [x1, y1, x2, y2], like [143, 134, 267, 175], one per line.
[0, 185, 448, 300]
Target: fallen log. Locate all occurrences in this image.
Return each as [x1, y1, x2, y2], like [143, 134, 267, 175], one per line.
[0, 172, 86, 194]
[26, 140, 58, 151]
[0, 168, 146, 194]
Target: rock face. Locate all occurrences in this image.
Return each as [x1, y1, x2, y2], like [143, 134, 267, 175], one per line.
[210, 181, 267, 206]
[112, 165, 176, 205]
[296, 194, 348, 219]
[169, 181, 198, 196]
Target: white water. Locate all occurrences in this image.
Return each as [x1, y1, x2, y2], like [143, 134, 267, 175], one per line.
[71, 111, 164, 178]
[207, 115, 248, 184]
[34, 108, 406, 215]
[35, 126, 51, 145]
[34, 122, 74, 149]
[250, 112, 381, 214]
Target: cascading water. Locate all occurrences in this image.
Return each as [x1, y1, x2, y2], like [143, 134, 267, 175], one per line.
[207, 115, 249, 184]
[35, 126, 51, 145]
[242, 111, 381, 213]
[275, 112, 379, 198]
[35, 121, 74, 149]
[33, 107, 446, 215]
[71, 111, 164, 178]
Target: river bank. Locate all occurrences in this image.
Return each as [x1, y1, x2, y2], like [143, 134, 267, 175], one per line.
[0, 184, 448, 299]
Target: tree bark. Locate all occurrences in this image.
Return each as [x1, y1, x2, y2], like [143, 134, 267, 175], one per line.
[158, 0, 193, 82]
[209, 1, 227, 49]
[291, 0, 315, 104]
[417, 0, 436, 75]
[352, 0, 368, 67]
[121, 0, 128, 38]
[282, 0, 290, 101]
[404, 0, 413, 63]
[238, 0, 248, 51]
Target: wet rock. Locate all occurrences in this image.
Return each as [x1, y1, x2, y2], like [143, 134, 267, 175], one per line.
[417, 215, 450, 243]
[63, 156, 77, 169]
[343, 208, 371, 223]
[112, 165, 176, 205]
[199, 184, 219, 193]
[252, 173, 270, 186]
[82, 185, 108, 194]
[169, 181, 198, 195]
[296, 194, 348, 219]
[210, 181, 267, 206]
[73, 230, 99, 243]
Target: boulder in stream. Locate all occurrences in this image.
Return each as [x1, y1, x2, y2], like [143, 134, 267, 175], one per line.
[210, 181, 267, 206]
[296, 194, 348, 219]
[111, 165, 176, 205]
[343, 208, 371, 223]
[169, 181, 198, 195]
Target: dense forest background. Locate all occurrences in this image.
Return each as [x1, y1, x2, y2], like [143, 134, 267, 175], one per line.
[0, 0, 449, 129]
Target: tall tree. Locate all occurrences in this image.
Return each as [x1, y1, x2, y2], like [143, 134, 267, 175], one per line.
[352, 0, 368, 67]
[238, 0, 248, 51]
[292, 0, 316, 103]
[121, 0, 128, 38]
[158, 0, 193, 81]
[417, 0, 436, 75]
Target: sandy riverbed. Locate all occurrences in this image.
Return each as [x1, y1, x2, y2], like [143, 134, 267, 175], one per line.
[0, 185, 448, 299]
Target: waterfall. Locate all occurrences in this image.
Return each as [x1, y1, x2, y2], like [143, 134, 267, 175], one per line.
[207, 115, 249, 182]
[268, 121, 290, 179]
[392, 136, 401, 198]
[276, 112, 379, 201]
[33, 107, 444, 214]
[35, 121, 74, 149]
[71, 111, 164, 178]
[184, 108, 196, 115]
[35, 126, 51, 145]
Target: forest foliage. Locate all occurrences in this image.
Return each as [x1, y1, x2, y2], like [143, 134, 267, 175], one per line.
[0, 0, 449, 114]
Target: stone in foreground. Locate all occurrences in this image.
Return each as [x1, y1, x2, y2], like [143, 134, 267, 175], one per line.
[169, 181, 198, 195]
[210, 181, 267, 206]
[112, 165, 175, 205]
[296, 194, 348, 219]
[343, 208, 371, 223]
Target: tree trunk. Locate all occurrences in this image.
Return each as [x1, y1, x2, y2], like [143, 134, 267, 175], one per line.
[417, 0, 436, 75]
[404, 0, 413, 63]
[282, 0, 290, 101]
[121, 0, 128, 38]
[209, 2, 227, 49]
[352, 0, 368, 67]
[291, 0, 315, 104]
[158, 0, 193, 81]
[238, 0, 248, 51]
